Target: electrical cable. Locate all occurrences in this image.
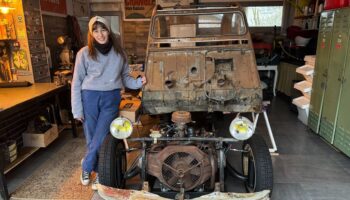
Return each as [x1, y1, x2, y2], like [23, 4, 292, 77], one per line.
[278, 41, 301, 60]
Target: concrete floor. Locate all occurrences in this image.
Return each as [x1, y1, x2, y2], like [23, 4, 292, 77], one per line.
[5, 96, 350, 200]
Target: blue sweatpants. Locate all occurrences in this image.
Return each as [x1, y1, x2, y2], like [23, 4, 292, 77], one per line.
[81, 89, 121, 173]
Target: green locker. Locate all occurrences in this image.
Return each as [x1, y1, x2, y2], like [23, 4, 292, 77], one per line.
[308, 11, 335, 133]
[334, 9, 350, 157]
[319, 8, 350, 143]
[334, 107, 350, 157]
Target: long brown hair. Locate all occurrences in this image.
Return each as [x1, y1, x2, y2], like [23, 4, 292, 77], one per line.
[87, 21, 127, 64]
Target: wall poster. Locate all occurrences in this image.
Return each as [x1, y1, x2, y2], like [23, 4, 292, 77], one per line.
[124, 0, 156, 21]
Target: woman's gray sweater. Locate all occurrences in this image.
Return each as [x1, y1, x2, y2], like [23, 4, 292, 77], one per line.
[71, 46, 142, 119]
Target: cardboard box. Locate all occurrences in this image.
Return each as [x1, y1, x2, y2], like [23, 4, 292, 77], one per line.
[119, 99, 141, 123]
[23, 124, 58, 148]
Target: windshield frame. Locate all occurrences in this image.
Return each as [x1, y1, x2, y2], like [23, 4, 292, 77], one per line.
[150, 10, 248, 39]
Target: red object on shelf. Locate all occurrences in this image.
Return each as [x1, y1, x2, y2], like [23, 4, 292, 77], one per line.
[253, 42, 273, 56]
[253, 42, 272, 51]
[324, 0, 349, 10]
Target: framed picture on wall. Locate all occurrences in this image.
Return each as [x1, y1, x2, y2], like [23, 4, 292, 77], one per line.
[123, 0, 156, 21]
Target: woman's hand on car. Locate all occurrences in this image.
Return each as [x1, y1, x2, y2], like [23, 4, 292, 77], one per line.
[141, 75, 147, 85]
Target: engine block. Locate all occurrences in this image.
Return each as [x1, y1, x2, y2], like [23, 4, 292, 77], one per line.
[147, 145, 215, 191]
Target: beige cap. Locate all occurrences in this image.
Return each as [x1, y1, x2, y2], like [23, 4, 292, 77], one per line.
[88, 16, 110, 34]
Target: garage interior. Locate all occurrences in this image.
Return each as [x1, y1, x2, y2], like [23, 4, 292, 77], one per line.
[1, 0, 350, 200]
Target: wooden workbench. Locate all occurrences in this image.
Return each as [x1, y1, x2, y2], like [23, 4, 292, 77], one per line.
[0, 83, 64, 111]
[0, 83, 77, 200]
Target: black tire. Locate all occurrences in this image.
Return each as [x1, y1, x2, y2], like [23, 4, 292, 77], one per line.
[98, 134, 126, 188]
[242, 134, 273, 193]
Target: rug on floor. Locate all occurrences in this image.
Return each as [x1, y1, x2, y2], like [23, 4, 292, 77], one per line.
[10, 137, 98, 200]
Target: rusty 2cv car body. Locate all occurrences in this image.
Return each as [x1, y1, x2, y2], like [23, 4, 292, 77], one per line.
[97, 4, 273, 200]
[142, 4, 262, 114]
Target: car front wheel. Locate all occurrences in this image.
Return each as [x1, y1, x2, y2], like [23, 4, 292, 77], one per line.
[242, 134, 273, 193]
[98, 134, 126, 188]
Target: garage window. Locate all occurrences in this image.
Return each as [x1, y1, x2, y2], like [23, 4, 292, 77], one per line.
[243, 6, 283, 27]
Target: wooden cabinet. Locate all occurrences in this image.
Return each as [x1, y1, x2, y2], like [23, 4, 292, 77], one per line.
[23, 0, 50, 83]
[276, 61, 303, 97]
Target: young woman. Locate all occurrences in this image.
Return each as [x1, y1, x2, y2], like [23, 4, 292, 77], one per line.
[71, 16, 146, 190]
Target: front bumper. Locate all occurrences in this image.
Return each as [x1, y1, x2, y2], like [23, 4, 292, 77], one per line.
[97, 184, 270, 200]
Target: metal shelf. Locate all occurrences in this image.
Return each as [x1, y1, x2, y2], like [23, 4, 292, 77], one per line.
[4, 147, 40, 174]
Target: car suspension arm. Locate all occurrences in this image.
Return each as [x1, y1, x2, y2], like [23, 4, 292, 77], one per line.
[226, 161, 248, 181]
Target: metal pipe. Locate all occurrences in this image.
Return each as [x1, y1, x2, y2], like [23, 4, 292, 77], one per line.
[141, 142, 147, 182]
[124, 167, 141, 180]
[123, 139, 129, 151]
[263, 111, 277, 153]
[226, 162, 248, 181]
[127, 137, 238, 142]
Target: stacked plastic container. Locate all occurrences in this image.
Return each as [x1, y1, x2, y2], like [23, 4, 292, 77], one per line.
[324, 0, 350, 10]
[292, 55, 315, 125]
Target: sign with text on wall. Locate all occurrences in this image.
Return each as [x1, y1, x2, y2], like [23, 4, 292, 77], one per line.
[40, 0, 67, 15]
[124, 0, 156, 21]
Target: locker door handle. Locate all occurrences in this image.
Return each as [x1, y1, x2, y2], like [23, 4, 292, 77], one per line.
[340, 77, 347, 83]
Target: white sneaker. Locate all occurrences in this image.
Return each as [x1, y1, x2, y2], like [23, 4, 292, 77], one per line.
[81, 170, 90, 186]
[91, 175, 99, 190]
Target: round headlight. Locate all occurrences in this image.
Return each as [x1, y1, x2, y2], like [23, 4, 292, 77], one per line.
[110, 117, 133, 139]
[229, 116, 254, 140]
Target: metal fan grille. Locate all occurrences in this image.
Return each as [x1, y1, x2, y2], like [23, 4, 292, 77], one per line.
[161, 152, 201, 191]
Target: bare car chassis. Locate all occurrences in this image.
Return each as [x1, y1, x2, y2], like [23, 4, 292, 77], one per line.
[97, 112, 273, 200]
[97, 4, 273, 200]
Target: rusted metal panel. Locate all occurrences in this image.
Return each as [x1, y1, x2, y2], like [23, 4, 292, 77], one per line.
[142, 6, 262, 114]
[97, 184, 270, 200]
[192, 191, 270, 200]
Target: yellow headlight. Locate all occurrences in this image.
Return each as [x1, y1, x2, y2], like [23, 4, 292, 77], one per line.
[110, 117, 133, 139]
[229, 116, 254, 140]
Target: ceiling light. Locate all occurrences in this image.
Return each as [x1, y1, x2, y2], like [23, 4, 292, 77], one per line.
[0, 6, 14, 14]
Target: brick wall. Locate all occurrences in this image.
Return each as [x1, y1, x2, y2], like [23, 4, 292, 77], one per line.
[123, 21, 150, 64]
